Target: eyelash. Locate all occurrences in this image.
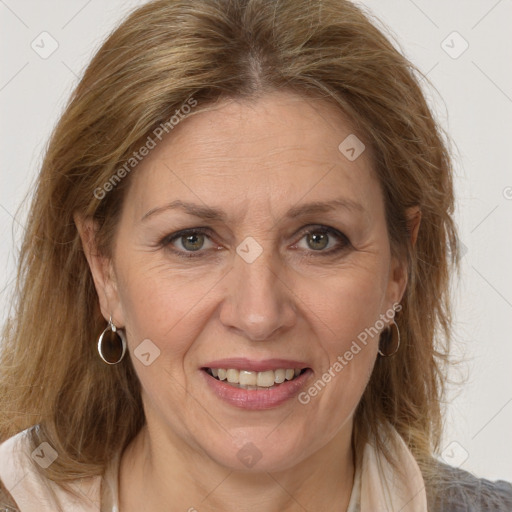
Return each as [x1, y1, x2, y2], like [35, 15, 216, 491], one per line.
[159, 226, 351, 260]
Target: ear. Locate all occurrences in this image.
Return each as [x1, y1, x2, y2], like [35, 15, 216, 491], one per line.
[73, 212, 124, 327]
[405, 205, 421, 249]
[385, 206, 422, 311]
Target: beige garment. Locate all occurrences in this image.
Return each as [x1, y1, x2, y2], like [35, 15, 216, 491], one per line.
[0, 430, 101, 511]
[0, 427, 427, 511]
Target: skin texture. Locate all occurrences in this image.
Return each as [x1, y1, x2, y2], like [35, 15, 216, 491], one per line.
[77, 90, 420, 512]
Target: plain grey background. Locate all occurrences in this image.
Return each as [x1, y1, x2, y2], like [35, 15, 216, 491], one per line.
[0, 0, 511, 481]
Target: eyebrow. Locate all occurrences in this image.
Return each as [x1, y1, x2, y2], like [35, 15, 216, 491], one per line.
[141, 198, 365, 222]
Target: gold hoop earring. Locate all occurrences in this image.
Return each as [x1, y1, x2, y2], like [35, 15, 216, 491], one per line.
[378, 319, 401, 357]
[97, 316, 127, 365]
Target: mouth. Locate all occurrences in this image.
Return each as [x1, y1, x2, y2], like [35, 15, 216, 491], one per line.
[200, 359, 313, 410]
[203, 367, 308, 390]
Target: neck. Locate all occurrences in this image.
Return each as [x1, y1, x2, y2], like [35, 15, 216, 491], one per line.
[119, 424, 355, 512]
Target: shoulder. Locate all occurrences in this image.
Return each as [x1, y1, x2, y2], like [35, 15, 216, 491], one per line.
[0, 430, 30, 512]
[0, 478, 19, 511]
[0, 428, 102, 512]
[0, 428, 32, 477]
[429, 461, 512, 512]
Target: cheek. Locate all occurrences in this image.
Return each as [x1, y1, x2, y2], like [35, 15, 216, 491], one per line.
[299, 259, 386, 410]
[308, 257, 389, 346]
[115, 257, 221, 365]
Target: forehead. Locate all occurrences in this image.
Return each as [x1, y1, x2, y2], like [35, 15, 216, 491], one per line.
[125, 90, 382, 225]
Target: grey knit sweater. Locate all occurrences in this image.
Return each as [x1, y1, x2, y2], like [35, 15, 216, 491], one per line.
[427, 462, 512, 511]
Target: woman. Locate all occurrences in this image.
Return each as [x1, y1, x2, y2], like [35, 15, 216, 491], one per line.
[0, 0, 511, 510]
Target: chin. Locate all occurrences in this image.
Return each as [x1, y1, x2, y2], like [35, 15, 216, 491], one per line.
[200, 428, 313, 473]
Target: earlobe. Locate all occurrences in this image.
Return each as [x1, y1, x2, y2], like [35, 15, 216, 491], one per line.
[73, 212, 121, 324]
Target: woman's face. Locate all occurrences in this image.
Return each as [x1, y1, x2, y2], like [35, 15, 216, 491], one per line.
[89, 91, 409, 472]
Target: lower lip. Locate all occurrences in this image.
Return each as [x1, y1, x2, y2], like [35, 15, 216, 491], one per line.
[201, 369, 313, 410]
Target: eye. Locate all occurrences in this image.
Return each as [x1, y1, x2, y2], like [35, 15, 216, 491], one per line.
[161, 228, 216, 258]
[160, 225, 351, 259]
[294, 225, 350, 255]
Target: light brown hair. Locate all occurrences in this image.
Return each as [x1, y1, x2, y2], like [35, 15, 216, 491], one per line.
[0, 0, 460, 500]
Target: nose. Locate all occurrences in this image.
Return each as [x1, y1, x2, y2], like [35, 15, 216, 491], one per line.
[218, 246, 297, 341]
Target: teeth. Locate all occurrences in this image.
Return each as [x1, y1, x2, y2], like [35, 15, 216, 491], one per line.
[274, 369, 286, 383]
[239, 370, 257, 386]
[256, 370, 275, 387]
[226, 369, 239, 383]
[207, 367, 304, 387]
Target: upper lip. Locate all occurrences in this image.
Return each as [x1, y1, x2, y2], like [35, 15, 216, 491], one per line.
[202, 358, 310, 372]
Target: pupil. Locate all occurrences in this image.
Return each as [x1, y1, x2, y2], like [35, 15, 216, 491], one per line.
[308, 232, 327, 250]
